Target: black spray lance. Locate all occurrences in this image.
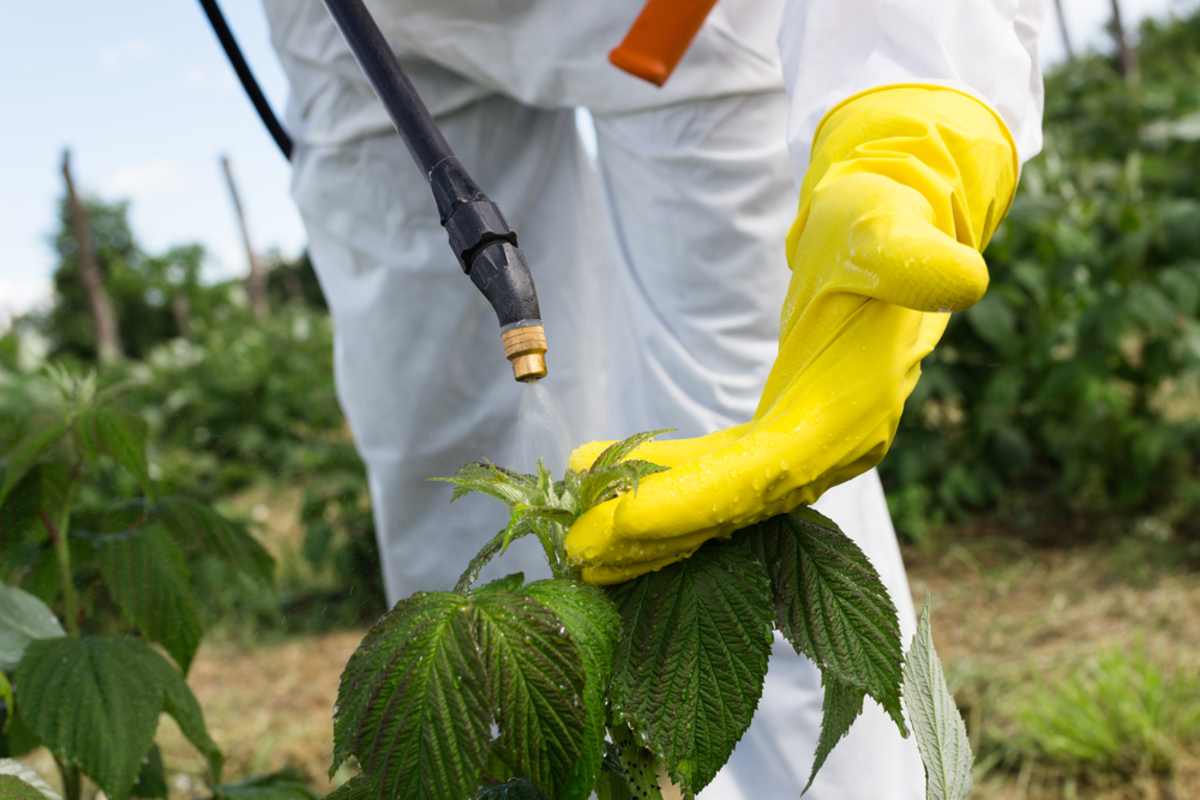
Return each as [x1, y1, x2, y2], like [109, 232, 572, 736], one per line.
[199, 0, 548, 381]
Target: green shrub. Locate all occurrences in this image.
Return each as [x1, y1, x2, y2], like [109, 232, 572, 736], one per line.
[883, 9, 1200, 540]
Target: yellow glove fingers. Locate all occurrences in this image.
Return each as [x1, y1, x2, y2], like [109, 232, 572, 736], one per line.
[565, 498, 715, 573]
[567, 425, 749, 473]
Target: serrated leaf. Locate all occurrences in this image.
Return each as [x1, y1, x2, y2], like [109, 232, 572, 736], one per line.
[0, 583, 66, 672]
[332, 592, 491, 800]
[607, 722, 662, 800]
[606, 535, 772, 796]
[0, 759, 61, 800]
[97, 526, 203, 672]
[0, 423, 69, 506]
[477, 778, 550, 800]
[802, 675, 864, 793]
[434, 463, 540, 507]
[147, 642, 223, 784]
[17, 636, 172, 800]
[904, 596, 973, 800]
[323, 775, 374, 800]
[587, 431, 672, 473]
[470, 584, 588, 800]
[130, 745, 166, 800]
[521, 580, 619, 800]
[456, 528, 520, 592]
[155, 497, 273, 583]
[219, 767, 320, 800]
[745, 509, 907, 734]
[75, 409, 153, 500]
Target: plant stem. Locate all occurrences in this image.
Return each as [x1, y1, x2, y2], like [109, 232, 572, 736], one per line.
[44, 462, 82, 636]
[54, 757, 82, 800]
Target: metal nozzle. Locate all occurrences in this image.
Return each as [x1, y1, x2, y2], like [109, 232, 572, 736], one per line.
[502, 324, 548, 382]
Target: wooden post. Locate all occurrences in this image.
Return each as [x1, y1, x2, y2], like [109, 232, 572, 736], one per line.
[1053, 0, 1074, 64]
[1109, 0, 1137, 81]
[61, 150, 123, 364]
[221, 156, 268, 320]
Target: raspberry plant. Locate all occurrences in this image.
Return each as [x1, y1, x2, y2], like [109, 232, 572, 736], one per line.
[329, 432, 973, 800]
[0, 366, 315, 800]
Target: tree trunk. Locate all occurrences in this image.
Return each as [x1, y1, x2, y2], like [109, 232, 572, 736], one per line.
[1053, 0, 1074, 63]
[172, 291, 192, 338]
[1109, 0, 1137, 81]
[61, 150, 123, 365]
[221, 156, 268, 320]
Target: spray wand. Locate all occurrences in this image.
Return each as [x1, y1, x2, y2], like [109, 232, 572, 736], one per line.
[198, 0, 547, 382]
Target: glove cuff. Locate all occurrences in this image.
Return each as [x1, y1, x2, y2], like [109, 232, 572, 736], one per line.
[790, 85, 1019, 258]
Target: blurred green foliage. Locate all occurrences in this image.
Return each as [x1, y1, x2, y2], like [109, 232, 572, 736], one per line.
[883, 9, 1200, 541]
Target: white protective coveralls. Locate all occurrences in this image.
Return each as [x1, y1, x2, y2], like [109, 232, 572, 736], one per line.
[262, 0, 1046, 796]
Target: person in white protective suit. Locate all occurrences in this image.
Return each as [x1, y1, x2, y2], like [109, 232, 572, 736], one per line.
[262, 0, 1047, 796]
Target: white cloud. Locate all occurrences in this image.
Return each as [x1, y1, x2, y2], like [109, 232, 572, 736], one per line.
[99, 38, 154, 70]
[101, 160, 191, 198]
[183, 63, 237, 93]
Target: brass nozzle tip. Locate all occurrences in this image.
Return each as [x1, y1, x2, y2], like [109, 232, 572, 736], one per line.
[502, 324, 548, 382]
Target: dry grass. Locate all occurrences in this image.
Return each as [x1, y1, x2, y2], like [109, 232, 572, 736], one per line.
[905, 533, 1200, 800]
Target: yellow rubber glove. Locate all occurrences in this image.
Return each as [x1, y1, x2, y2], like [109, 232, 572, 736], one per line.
[565, 85, 1018, 585]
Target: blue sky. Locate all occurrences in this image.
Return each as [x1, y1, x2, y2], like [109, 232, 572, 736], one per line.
[2, 0, 1197, 325]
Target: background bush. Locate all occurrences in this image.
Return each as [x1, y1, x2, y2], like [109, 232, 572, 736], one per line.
[881, 11, 1200, 541]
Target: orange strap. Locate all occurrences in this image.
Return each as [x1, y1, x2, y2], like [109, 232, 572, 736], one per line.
[609, 0, 720, 87]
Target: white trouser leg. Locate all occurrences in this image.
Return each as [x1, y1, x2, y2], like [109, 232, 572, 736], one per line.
[291, 94, 609, 605]
[592, 92, 923, 799]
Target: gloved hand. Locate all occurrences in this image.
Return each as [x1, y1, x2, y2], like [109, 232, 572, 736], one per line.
[565, 85, 1018, 585]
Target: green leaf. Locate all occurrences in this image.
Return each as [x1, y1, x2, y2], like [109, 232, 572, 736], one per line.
[903, 596, 973, 800]
[586, 430, 672, 473]
[0, 702, 41, 758]
[606, 723, 662, 800]
[523, 580, 619, 800]
[470, 583, 589, 800]
[75, 409, 153, 500]
[155, 497, 274, 584]
[593, 771, 635, 800]
[155, 649, 223, 784]
[332, 592, 491, 800]
[606, 535, 772, 796]
[323, 775, 374, 800]
[0, 423, 69, 506]
[0, 759, 61, 800]
[455, 528, 517, 592]
[434, 463, 540, 507]
[745, 509, 907, 734]
[477, 778, 550, 800]
[219, 767, 321, 800]
[0, 673, 10, 725]
[97, 526, 204, 672]
[17, 636, 170, 800]
[802, 676, 864, 793]
[0, 464, 71, 545]
[130, 745, 166, 800]
[0, 583, 66, 672]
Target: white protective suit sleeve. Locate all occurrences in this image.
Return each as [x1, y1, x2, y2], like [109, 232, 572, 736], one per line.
[778, 0, 1048, 183]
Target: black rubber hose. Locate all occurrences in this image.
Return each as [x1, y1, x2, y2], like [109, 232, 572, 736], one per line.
[197, 0, 294, 161]
[320, 0, 543, 330]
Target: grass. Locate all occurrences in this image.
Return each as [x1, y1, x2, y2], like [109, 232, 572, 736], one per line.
[907, 525, 1200, 799]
